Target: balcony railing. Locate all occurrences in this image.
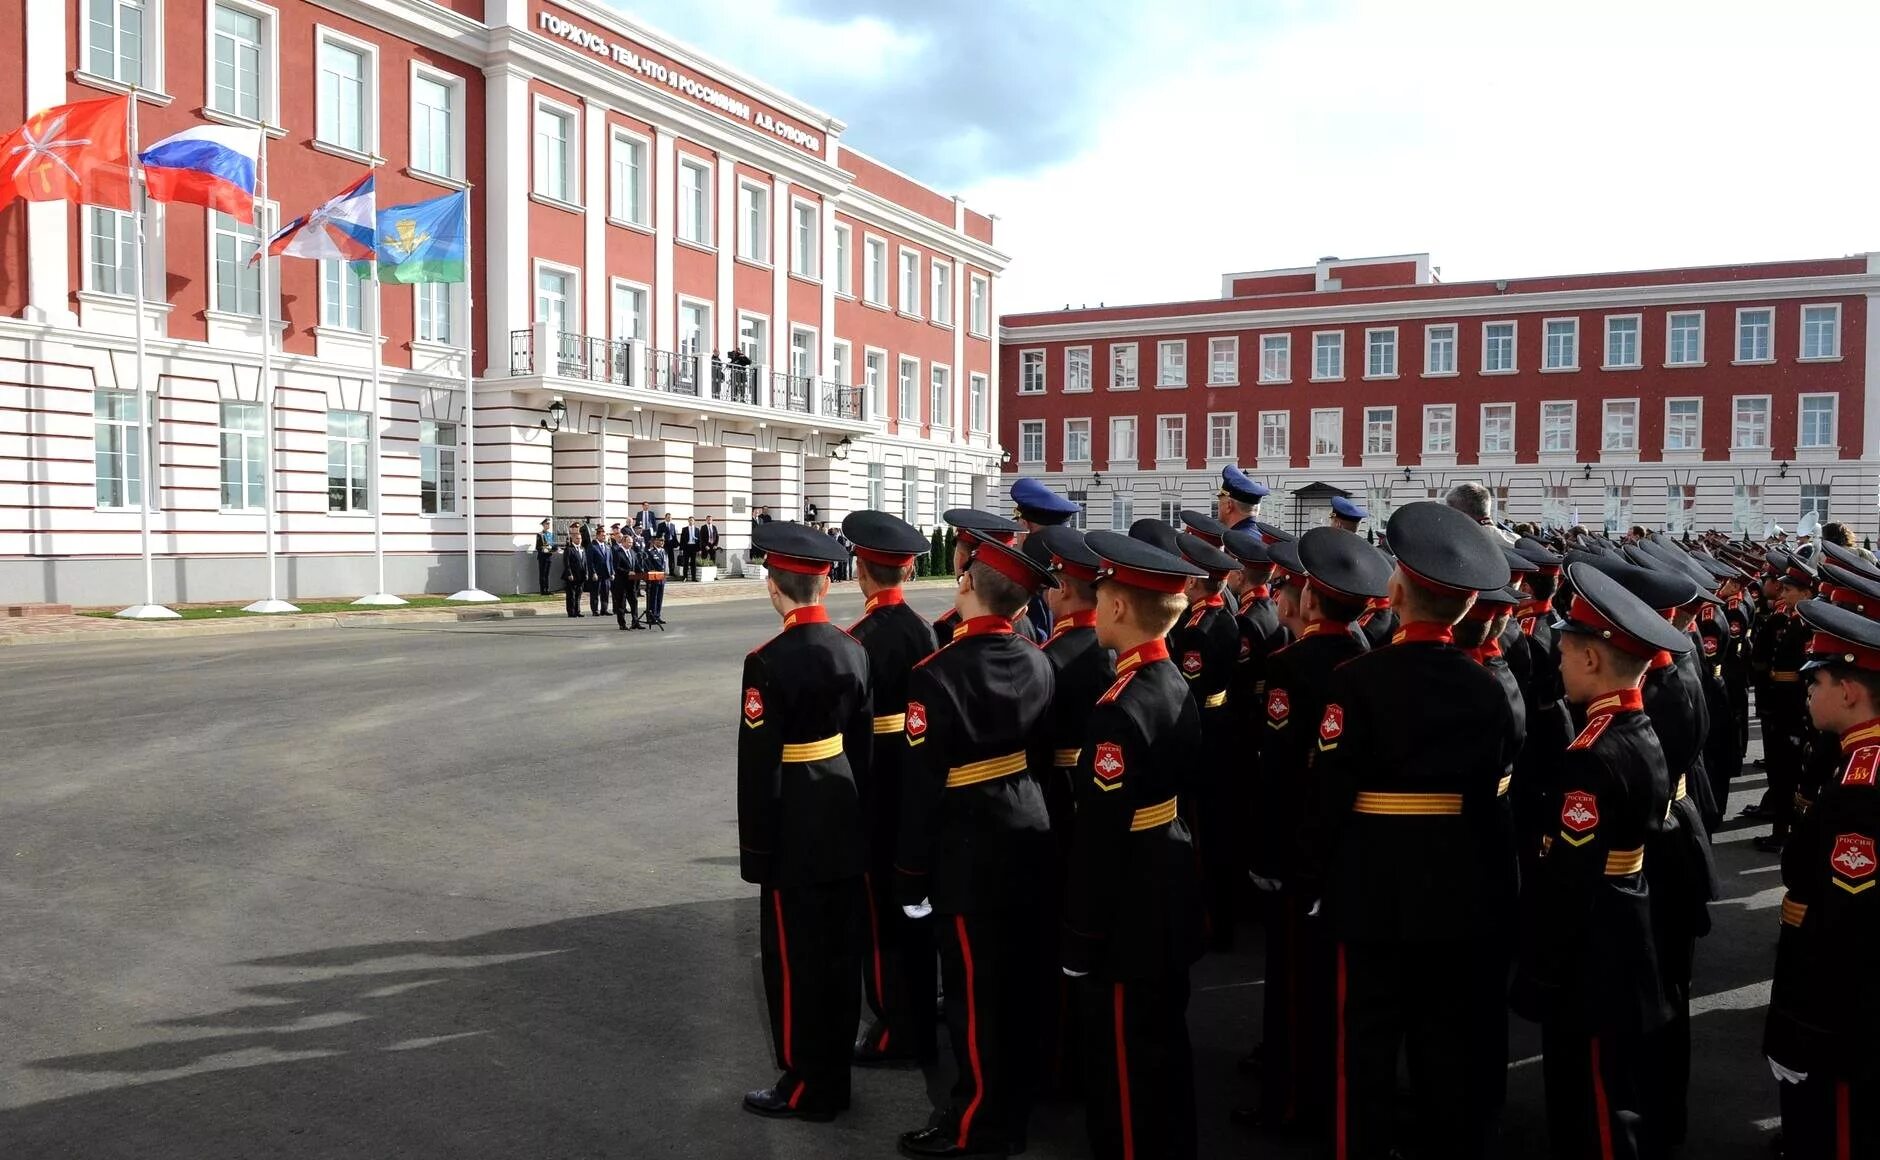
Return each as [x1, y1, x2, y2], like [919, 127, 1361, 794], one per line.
[823, 382, 865, 421]
[770, 371, 812, 414]
[509, 328, 635, 387]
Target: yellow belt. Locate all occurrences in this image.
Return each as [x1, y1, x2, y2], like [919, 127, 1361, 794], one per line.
[1052, 748, 1082, 768]
[1603, 847, 1645, 876]
[1130, 797, 1179, 832]
[946, 751, 1027, 788]
[1771, 671, 1801, 683]
[1496, 774, 1512, 797]
[779, 734, 843, 763]
[1781, 894, 1808, 927]
[873, 713, 906, 735]
[1353, 791, 1463, 816]
[1674, 774, 1688, 802]
[1201, 690, 1227, 709]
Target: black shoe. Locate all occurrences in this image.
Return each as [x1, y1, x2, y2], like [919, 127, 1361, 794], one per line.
[742, 1087, 837, 1122]
[896, 1126, 1012, 1158]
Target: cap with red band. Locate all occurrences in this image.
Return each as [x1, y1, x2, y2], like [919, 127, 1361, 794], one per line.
[944, 507, 1020, 549]
[1557, 561, 1694, 660]
[754, 520, 849, 576]
[969, 535, 1059, 594]
[1085, 529, 1206, 594]
[1799, 597, 1880, 673]
[842, 509, 930, 569]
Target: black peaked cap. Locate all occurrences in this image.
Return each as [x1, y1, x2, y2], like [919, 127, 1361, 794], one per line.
[1221, 528, 1272, 566]
[1297, 526, 1393, 600]
[1385, 501, 1511, 593]
[753, 521, 849, 565]
[1569, 551, 1700, 611]
[841, 510, 930, 556]
[1176, 531, 1239, 577]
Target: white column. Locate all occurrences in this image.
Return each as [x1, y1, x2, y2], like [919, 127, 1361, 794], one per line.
[22, 0, 73, 326]
[653, 129, 677, 353]
[770, 176, 789, 380]
[819, 199, 837, 387]
[715, 151, 737, 355]
[1864, 253, 1880, 464]
[583, 100, 608, 340]
[951, 263, 966, 445]
[487, 66, 530, 363]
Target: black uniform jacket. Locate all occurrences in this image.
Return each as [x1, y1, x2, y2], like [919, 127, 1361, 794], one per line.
[849, 589, 941, 866]
[1254, 621, 1365, 883]
[895, 616, 1056, 912]
[1061, 639, 1207, 979]
[1030, 612, 1115, 834]
[1230, 587, 1289, 746]
[1168, 593, 1240, 720]
[737, 604, 873, 887]
[1640, 652, 1721, 934]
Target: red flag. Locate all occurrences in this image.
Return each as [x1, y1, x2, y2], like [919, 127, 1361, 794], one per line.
[0, 96, 131, 211]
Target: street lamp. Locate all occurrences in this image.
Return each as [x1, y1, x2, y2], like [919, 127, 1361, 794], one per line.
[539, 397, 566, 432]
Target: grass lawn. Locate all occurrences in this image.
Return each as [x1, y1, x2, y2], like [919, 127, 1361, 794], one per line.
[81, 592, 564, 621]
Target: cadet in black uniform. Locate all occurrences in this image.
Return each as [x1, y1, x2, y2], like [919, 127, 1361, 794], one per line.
[1301, 501, 1516, 1160]
[1063, 531, 1210, 1160]
[931, 508, 1022, 644]
[894, 535, 1058, 1158]
[1514, 563, 1684, 1160]
[738, 523, 874, 1122]
[1765, 599, 1880, 1160]
[843, 510, 942, 1070]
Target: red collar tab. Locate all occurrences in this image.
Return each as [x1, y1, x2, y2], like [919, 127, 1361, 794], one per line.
[862, 588, 906, 615]
[1807, 632, 1880, 673]
[1115, 638, 1170, 675]
[1587, 687, 1646, 718]
[1298, 620, 1330, 638]
[1390, 621, 1455, 646]
[854, 546, 916, 568]
[953, 615, 1015, 641]
[1468, 640, 1503, 664]
[1046, 609, 1098, 642]
[1649, 650, 1675, 671]
[1200, 592, 1226, 609]
[1240, 586, 1270, 611]
[1840, 719, 1880, 753]
[782, 605, 831, 630]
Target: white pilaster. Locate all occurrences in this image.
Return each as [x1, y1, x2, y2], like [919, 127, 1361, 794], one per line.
[1864, 253, 1880, 462]
[653, 129, 677, 353]
[629, 439, 696, 518]
[771, 176, 789, 382]
[952, 265, 966, 445]
[583, 100, 608, 340]
[23, 0, 72, 326]
[694, 444, 752, 555]
[487, 66, 531, 362]
[820, 198, 837, 386]
[716, 151, 737, 354]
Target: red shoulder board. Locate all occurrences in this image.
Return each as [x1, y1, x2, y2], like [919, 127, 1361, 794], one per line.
[1186, 605, 1205, 629]
[906, 701, 929, 739]
[743, 687, 765, 724]
[1097, 671, 1137, 705]
[1845, 746, 1880, 788]
[1568, 715, 1613, 751]
[1267, 687, 1292, 725]
[1561, 790, 1599, 834]
[1317, 704, 1344, 749]
[1831, 833, 1877, 891]
[1094, 742, 1126, 782]
[1181, 650, 1203, 677]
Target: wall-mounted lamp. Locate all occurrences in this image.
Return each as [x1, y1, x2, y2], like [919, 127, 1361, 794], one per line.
[1778, 460, 1790, 479]
[1582, 463, 1593, 480]
[1401, 466, 1413, 481]
[831, 436, 853, 462]
[539, 397, 566, 432]
[1092, 473, 1104, 487]
[999, 449, 1012, 465]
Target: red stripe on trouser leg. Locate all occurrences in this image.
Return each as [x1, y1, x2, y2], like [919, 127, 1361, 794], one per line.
[1115, 983, 1136, 1160]
[1335, 944, 1348, 1160]
[863, 871, 886, 1010]
[1591, 1035, 1614, 1160]
[955, 915, 986, 1148]
[1837, 1080, 1851, 1160]
[771, 890, 794, 1068]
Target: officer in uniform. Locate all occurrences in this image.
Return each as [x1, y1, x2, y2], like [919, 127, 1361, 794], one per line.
[1012, 477, 1082, 642]
[737, 522, 874, 1122]
[894, 535, 1059, 1158]
[1765, 599, 1880, 1159]
[1328, 493, 1367, 534]
[1513, 563, 1684, 1160]
[1216, 464, 1270, 533]
[1299, 501, 1516, 1159]
[932, 509, 1023, 643]
[842, 510, 942, 1070]
[1063, 530, 1210, 1160]
[644, 532, 670, 627]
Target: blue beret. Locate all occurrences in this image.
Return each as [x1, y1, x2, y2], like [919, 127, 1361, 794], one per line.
[1221, 465, 1269, 504]
[1011, 476, 1080, 523]
[1331, 495, 1369, 520]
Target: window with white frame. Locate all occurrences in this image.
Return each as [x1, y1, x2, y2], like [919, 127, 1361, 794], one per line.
[316, 33, 372, 154]
[930, 364, 951, 427]
[1065, 418, 1092, 463]
[420, 419, 457, 515]
[791, 201, 819, 278]
[1666, 484, 1696, 535]
[969, 373, 987, 432]
[1159, 500, 1186, 527]
[788, 327, 816, 383]
[1733, 396, 1770, 448]
[1481, 403, 1514, 455]
[864, 462, 884, 511]
[534, 266, 573, 334]
[931, 260, 953, 325]
[1544, 318, 1578, 370]
[1602, 399, 1638, 451]
[210, 208, 264, 316]
[87, 0, 148, 85]
[1312, 331, 1344, 380]
[1666, 311, 1703, 365]
[1799, 394, 1837, 448]
[607, 129, 647, 224]
[1019, 420, 1045, 464]
[864, 350, 887, 419]
[1733, 483, 1763, 537]
[1260, 334, 1290, 383]
[898, 356, 920, 423]
[326, 409, 369, 513]
[95, 389, 144, 509]
[1209, 337, 1239, 384]
[83, 204, 135, 296]
[831, 341, 852, 388]
[533, 102, 574, 203]
[1110, 416, 1137, 463]
[609, 281, 645, 344]
[1311, 409, 1342, 457]
[1259, 411, 1288, 458]
[970, 274, 990, 335]
[1208, 413, 1237, 460]
[677, 158, 711, 245]
[1019, 350, 1045, 394]
[411, 70, 459, 180]
[1801, 483, 1832, 524]
[219, 400, 264, 510]
[863, 236, 886, 304]
[1157, 415, 1186, 462]
[1425, 324, 1457, 374]
[1483, 321, 1516, 372]
[1110, 343, 1138, 390]
[737, 182, 770, 262]
[899, 249, 920, 313]
[901, 473, 918, 523]
[211, 3, 267, 121]
[1365, 328, 1397, 377]
[1605, 315, 1641, 368]
[1158, 340, 1186, 386]
[1541, 402, 1575, 452]
[319, 259, 366, 331]
[1802, 305, 1840, 359]
[1110, 494, 1134, 531]
[1665, 399, 1700, 450]
[1363, 407, 1395, 455]
[737, 313, 767, 370]
[1065, 347, 1092, 392]
[832, 224, 852, 295]
[1737, 308, 1773, 362]
[1603, 485, 1632, 536]
[1423, 404, 1455, 454]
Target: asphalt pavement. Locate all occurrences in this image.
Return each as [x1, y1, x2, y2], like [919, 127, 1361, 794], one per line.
[0, 592, 1786, 1158]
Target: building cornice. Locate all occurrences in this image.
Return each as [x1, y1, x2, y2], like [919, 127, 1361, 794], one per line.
[316, 0, 492, 63]
[834, 186, 1010, 274]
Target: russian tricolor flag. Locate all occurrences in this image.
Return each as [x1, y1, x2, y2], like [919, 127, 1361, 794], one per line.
[138, 125, 260, 223]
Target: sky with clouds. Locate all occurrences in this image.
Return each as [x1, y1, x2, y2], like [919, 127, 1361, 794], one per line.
[618, 0, 1880, 316]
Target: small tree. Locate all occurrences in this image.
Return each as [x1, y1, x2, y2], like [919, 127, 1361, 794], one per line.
[944, 528, 959, 569]
[928, 527, 946, 576]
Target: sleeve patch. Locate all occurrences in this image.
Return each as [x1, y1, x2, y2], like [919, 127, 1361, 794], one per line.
[1702, 636, 1718, 656]
[742, 687, 765, 723]
[1181, 650, 1203, 677]
[1844, 746, 1880, 788]
[906, 701, 929, 740]
[1560, 789, 1599, 838]
[1267, 688, 1292, 725]
[1094, 741, 1126, 782]
[1317, 703, 1344, 749]
[1831, 833, 1877, 890]
[1238, 636, 1252, 661]
[1568, 714, 1613, 751]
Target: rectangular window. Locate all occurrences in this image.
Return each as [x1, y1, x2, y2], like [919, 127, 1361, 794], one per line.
[1363, 407, 1395, 455]
[864, 350, 887, 419]
[1311, 409, 1343, 457]
[1544, 318, 1578, 370]
[1481, 403, 1514, 455]
[791, 201, 819, 278]
[736, 313, 767, 371]
[533, 103, 575, 203]
[1602, 399, 1638, 451]
[1801, 483, 1832, 524]
[899, 357, 920, 424]
[320, 258, 365, 331]
[831, 341, 852, 388]
[1209, 337, 1239, 384]
[899, 249, 920, 313]
[1665, 399, 1701, 450]
[969, 373, 988, 432]
[1110, 343, 1139, 390]
[608, 281, 644, 344]
[316, 37, 369, 153]
[1666, 484, 1697, 535]
[89, 0, 146, 85]
[932, 260, 953, 324]
[789, 327, 816, 384]
[1158, 340, 1186, 386]
[326, 409, 369, 513]
[1312, 331, 1344, 380]
[930, 364, 952, 427]
[1160, 500, 1185, 528]
[1423, 404, 1455, 454]
[412, 72, 458, 179]
[607, 130, 647, 224]
[1208, 413, 1237, 460]
[210, 208, 262, 316]
[1065, 418, 1092, 463]
[534, 266, 573, 333]
[1110, 416, 1137, 463]
[95, 389, 143, 509]
[219, 400, 265, 510]
[1110, 494, 1134, 531]
[1733, 396, 1770, 449]
[970, 274, 990, 335]
[1737, 308, 1773, 362]
[1019, 419, 1045, 465]
[1603, 485, 1633, 536]
[1482, 321, 1516, 372]
[1365, 328, 1397, 378]
[863, 236, 887, 304]
[84, 205, 135, 296]
[738, 182, 770, 262]
[1157, 415, 1186, 462]
[1604, 315, 1641, 368]
[420, 419, 457, 515]
[1425, 324, 1457, 374]
[832, 224, 852, 296]
[677, 158, 711, 245]
[1733, 484, 1763, 537]
[1802, 305, 1840, 359]
[211, 3, 265, 121]
[1259, 411, 1288, 458]
[1065, 347, 1092, 393]
[1541, 401, 1575, 452]
[865, 462, 884, 511]
[1019, 350, 1045, 394]
[1666, 311, 1703, 365]
[1260, 334, 1291, 383]
[1799, 394, 1837, 448]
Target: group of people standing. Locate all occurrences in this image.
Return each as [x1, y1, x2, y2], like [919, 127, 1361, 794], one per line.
[533, 504, 723, 628]
[731, 466, 1877, 1160]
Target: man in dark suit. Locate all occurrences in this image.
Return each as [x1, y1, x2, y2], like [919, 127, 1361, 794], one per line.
[635, 502, 657, 539]
[561, 524, 588, 617]
[681, 517, 701, 582]
[533, 518, 556, 594]
[587, 529, 614, 616]
[612, 532, 643, 629]
[702, 516, 721, 572]
[756, 506, 772, 524]
[659, 513, 678, 576]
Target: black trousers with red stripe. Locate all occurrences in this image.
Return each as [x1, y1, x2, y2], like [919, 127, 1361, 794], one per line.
[1780, 1072, 1874, 1160]
[1261, 891, 1333, 1131]
[759, 879, 859, 1112]
[858, 869, 938, 1060]
[1539, 1022, 1646, 1160]
[1081, 972, 1197, 1160]
[934, 907, 1051, 1149]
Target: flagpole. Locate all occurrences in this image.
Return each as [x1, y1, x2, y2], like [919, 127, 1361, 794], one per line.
[449, 184, 495, 601]
[353, 237, 403, 605]
[116, 88, 178, 619]
[245, 130, 296, 613]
